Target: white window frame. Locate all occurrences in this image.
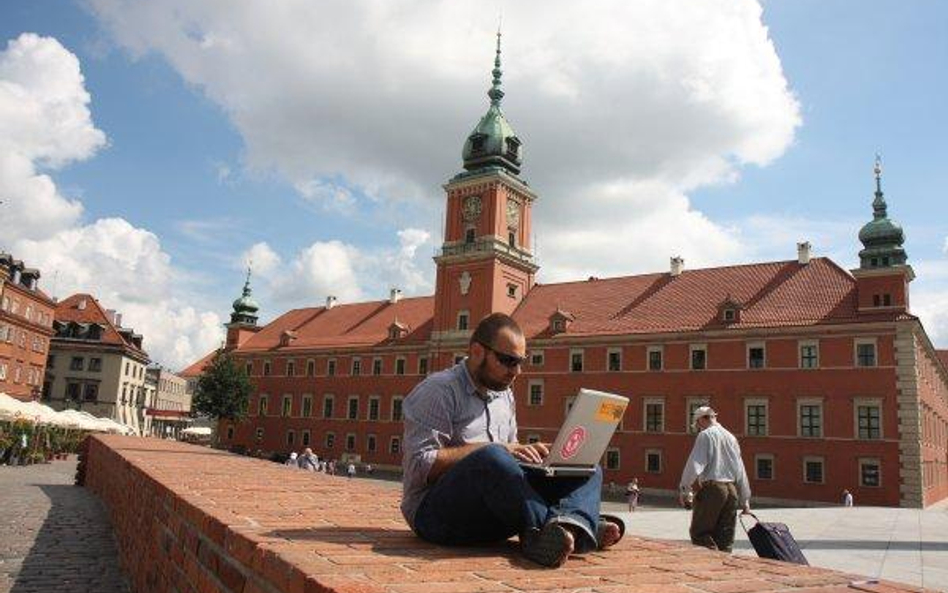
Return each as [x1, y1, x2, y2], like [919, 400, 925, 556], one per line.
[645, 449, 663, 474]
[798, 340, 819, 369]
[306, 359, 316, 376]
[301, 394, 313, 418]
[325, 431, 335, 448]
[345, 433, 357, 452]
[744, 398, 769, 437]
[604, 447, 621, 471]
[367, 395, 381, 421]
[391, 395, 404, 422]
[301, 429, 311, 447]
[754, 454, 775, 480]
[351, 357, 362, 376]
[417, 356, 428, 375]
[327, 358, 337, 376]
[527, 379, 544, 407]
[859, 457, 882, 488]
[854, 337, 878, 368]
[395, 357, 406, 375]
[607, 347, 622, 372]
[570, 349, 584, 373]
[797, 398, 824, 438]
[854, 397, 883, 440]
[643, 397, 665, 433]
[747, 341, 766, 369]
[322, 394, 335, 419]
[647, 345, 664, 371]
[803, 456, 825, 484]
[347, 395, 359, 420]
[457, 310, 470, 331]
[389, 436, 401, 454]
[372, 357, 383, 376]
[690, 343, 708, 370]
[530, 350, 545, 366]
[281, 394, 293, 418]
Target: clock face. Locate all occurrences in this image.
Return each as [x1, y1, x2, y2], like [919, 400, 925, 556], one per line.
[462, 196, 482, 221]
[506, 199, 521, 227]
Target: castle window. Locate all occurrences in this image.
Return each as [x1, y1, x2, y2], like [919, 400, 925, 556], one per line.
[263, 361, 271, 376]
[507, 284, 517, 298]
[883, 294, 892, 306]
[747, 343, 765, 369]
[286, 360, 295, 376]
[860, 459, 881, 487]
[647, 346, 663, 371]
[395, 357, 406, 375]
[457, 311, 470, 331]
[570, 350, 584, 372]
[418, 356, 428, 375]
[471, 135, 485, 153]
[855, 339, 877, 367]
[528, 381, 544, 406]
[367, 434, 377, 453]
[465, 227, 476, 244]
[755, 455, 774, 480]
[508, 231, 516, 247]
[327, 358, 337, 376]
[351, 357, 361, 376]
[372, 358, 382, 376]
[505, 137, 520, 158]
[325, 432, 335, 448]
[799, 341, 819, 369]
[804, 457, 825, 484]
[690, 345, 707, 370]
[391, 396, 404, 421]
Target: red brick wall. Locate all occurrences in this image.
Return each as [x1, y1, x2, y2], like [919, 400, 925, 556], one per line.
[82, 434, 922, 593]
[916, 341, 948, 505]
[0, 282, 55, 401]
[224, 330, 919, 507]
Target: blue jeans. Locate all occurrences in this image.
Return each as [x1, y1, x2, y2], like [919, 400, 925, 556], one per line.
[412, 444, 602, 551]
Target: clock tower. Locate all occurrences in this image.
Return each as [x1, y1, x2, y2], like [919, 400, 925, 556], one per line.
[432, 32, 539, 347]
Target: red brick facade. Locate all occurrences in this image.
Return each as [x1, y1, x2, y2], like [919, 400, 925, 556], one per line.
[0, 254, 55, 401]
[199, 89, 948, 509]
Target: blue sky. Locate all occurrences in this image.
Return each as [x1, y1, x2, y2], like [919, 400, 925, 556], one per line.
[1, 0, 946, 368]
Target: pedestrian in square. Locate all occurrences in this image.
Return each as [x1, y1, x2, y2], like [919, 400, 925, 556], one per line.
[679, 406, 751, 552]
[842, 489, 853, 507]
[626, 478, 640, 512]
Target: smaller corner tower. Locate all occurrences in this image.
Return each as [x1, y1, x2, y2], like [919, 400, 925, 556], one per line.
[432, 31, 539, 340]
[225, 267, 262, 350]
[852, 156, 914, 312]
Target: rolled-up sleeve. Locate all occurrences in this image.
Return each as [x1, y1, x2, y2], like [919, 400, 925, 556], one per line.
[403, 383, 453, 493]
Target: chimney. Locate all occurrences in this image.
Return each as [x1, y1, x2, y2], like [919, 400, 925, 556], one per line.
[114, 313, 123, 327]
[326, 296, 337, 310]
[797, 241, 812, 265]
[105, 309, 116, 324]
[389, 288, 402, 304]
[78, 298, 87, 310]
[670, 256, 685, 277]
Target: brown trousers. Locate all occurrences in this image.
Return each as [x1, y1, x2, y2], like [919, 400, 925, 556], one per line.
[689, 481, 738, 552]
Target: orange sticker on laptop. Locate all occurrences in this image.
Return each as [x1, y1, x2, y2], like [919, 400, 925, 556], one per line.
[596, 401, 626, 422]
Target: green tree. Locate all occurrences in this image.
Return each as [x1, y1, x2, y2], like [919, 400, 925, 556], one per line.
[193, 351, 254, 424]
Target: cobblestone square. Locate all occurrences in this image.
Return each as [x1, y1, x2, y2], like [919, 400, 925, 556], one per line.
[0, 459, 129, 593]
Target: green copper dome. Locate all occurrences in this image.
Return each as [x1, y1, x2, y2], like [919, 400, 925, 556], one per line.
[461, 32, 523, 176]
[230, 268, 259, 326]
[858, 157, 907, 269]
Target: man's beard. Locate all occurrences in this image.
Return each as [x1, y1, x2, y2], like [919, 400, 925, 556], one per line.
[475, 357, 511, 391]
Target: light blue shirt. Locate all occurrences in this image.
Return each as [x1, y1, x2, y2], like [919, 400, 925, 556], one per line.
[400, 360, 517, 527]
[680, 423, 751, 505]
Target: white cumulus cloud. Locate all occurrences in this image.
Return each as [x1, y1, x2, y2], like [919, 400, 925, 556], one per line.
[86, 0, 801, 281]
[0, 33, 222, 370]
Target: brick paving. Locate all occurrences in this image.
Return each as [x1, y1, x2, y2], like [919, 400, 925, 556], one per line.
[0, 458, 130, 593]
[81, 435, 935, 593]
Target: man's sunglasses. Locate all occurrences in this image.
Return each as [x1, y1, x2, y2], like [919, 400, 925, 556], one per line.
[478, 341, 525, 368]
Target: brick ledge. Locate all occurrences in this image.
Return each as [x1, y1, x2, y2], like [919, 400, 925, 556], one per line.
[81, 435, 929, 593]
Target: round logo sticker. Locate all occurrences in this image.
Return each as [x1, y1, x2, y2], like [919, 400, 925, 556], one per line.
[560, 426, 586, 460]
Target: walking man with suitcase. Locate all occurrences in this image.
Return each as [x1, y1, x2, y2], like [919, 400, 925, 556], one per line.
[679, 406, 751, 552]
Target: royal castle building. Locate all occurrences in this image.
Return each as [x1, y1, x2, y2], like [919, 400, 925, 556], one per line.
[191, 37, 948, 508]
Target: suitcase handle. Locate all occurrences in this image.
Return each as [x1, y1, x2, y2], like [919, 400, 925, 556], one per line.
[739, 512, 760, 534]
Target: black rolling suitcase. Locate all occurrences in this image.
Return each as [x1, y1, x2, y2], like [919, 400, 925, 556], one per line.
[739, 513, 809, 565]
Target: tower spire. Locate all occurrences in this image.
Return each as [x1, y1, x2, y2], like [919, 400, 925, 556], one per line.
[243, 264, 253, 296]
[488, 29, 504, 107]
[872, 154, 887, 219]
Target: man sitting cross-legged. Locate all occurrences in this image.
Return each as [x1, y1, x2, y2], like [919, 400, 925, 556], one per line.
[400, 313, 623, 567]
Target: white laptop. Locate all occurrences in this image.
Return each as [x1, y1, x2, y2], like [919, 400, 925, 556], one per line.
[519, 388, 629, 477]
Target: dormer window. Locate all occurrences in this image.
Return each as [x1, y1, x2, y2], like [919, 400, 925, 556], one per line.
[718, 296, 743, 324]
[388, 321, 409, 340]
[549, 309, 575, 334]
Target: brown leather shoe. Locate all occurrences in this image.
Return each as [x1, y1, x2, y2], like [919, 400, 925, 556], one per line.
[520, 522, 574, 568]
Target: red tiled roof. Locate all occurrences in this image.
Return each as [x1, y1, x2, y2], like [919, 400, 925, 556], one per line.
[514, 257, 905, 338]
[235, 258, 911, 353]
[179, 349, 219, 377]
[238, 295, 435, 351]
[54, 293, 148, 356]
